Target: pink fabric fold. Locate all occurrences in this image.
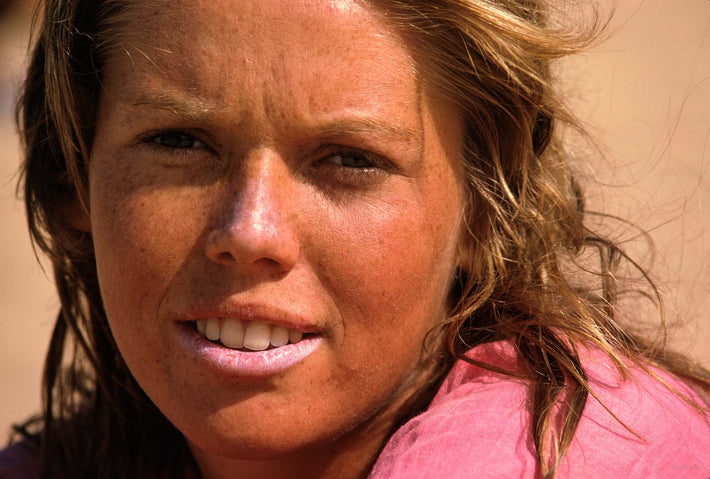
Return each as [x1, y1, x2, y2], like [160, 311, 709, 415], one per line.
[370, 341, 710, 478]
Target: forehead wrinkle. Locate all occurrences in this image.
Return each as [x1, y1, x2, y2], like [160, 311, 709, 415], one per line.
[104, 39, 229, 121]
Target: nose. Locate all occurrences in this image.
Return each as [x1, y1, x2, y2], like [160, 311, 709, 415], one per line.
[205, 153, 299, 276]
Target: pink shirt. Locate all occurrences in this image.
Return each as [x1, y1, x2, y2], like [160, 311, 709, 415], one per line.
[370, 341, 710, 478]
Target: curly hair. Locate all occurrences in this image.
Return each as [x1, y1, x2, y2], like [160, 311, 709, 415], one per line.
[13, 0, 710, 478]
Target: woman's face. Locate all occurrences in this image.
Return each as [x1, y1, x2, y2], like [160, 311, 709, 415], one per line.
[89, 0, 464, 475]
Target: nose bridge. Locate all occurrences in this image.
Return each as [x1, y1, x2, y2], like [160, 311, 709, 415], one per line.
[232, 153, 288, 231]
[206, 149, 298, 270]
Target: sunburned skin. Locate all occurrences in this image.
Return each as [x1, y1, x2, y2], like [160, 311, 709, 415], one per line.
[86, 0, 465, 478]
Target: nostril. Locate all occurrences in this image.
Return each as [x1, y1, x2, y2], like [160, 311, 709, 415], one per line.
[217, 251, 236, 264]
[257, 257, 283, 269]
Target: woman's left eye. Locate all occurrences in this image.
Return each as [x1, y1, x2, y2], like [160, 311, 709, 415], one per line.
[324, 151, 376, 169]
[311, 149, 389, 188]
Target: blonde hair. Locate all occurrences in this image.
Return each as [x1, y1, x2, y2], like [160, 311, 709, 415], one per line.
[371, 1, 710, 475]
[14, 0, 710, 478]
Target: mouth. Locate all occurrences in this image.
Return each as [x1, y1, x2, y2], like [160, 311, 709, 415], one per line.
[194, 318, 310, 351]
[179, 316, 323, 378]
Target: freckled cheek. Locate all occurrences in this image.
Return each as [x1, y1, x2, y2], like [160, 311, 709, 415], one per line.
[314, 201, 457, 330]
[91, 184, 209, 315]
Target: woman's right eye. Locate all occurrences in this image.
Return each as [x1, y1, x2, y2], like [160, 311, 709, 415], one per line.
[149, 131, 206, 149]
[134, 130, 216, 170]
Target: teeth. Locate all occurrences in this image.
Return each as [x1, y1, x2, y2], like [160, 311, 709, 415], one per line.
[289, 329, 303, 344]
[243, 321, 271, 351]
[270, 326, 290, 347]
[220, 318, 245, 349]
[195, 318, 306, 350]
[205, 318, 221, 341]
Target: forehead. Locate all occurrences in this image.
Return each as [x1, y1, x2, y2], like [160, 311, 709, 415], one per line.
[102, 0, 419, 125]
[108, 0, 409, 74]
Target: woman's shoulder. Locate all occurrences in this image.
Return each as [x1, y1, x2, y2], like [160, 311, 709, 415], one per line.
[369, 341, 710, 478]
[0, 440, 41, 479]
[557, 343, 710, 478]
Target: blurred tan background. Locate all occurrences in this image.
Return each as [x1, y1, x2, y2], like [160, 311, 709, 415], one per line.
[1, 0, 709, 441]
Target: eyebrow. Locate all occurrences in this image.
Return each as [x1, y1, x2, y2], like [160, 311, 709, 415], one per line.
[315, 117, 420, 145]
[127, 90, 217, 122]
[125, 91, 421, 146]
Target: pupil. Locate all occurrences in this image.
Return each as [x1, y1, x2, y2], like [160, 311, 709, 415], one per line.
[160, 132, 194, 148]
[341, 153, 371, 168]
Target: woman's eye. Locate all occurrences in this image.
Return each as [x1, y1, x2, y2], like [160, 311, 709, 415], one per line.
[150, 131, 205, 149]
[326, 152, 376, 169]
[311, 149, 389, 189]
[137, 130, 214, 169]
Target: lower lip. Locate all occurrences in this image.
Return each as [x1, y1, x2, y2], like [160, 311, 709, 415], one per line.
[176, 324, 322, 378]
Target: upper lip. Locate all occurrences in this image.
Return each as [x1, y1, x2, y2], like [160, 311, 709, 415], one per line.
[176, 301, 321, 334]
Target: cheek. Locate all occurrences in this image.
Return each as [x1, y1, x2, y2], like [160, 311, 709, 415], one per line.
[312, 191, 460, 333]
[89, 182, 221, 392]
[89, 171, 210, 332]
[303, 191, 462, 418]
[93, 195, 180, 282]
